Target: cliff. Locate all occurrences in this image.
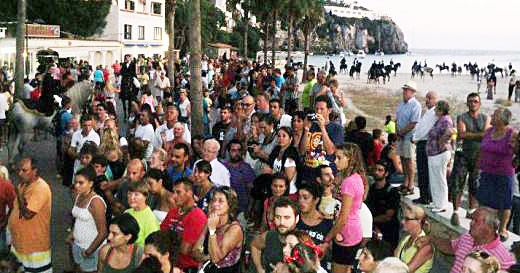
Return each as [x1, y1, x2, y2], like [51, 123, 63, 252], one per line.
[316, 14, 408, 54]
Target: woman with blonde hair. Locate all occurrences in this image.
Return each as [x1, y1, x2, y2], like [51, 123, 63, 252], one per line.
[323, 143, 368, 273]
[463, 251, 501, 273]
[395, 204, 433, 273]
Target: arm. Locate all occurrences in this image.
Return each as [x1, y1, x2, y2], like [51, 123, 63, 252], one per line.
[398, 122, 418, 137]
[97, 243, 110, 273]
[85, 197, 108, 257]
[373, 209, 396, 224]
[407, 243, 433, 273]
[208, 224, 243, 264]
[389, 149, 404, 174]
[324, 193, 352, 244]
[251, 232, 268, 273]
[417, 234, 454, 255]
[318, 117, 336, 155]
[14, 185, 36, 220]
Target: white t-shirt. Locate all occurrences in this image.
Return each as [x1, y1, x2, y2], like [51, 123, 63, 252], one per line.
[135, 123, 155, 159]
[70, 129, 101, 153]
[152, 123, 191, 148]
[272, 157, 298, 194]
[360, 202, 373, 239]
[0, 93, 9, 120]
[179, 99, 191, 118]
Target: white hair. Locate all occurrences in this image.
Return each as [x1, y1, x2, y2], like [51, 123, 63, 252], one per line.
[375, 257, 409, 273]
[204, 138, 221, 151]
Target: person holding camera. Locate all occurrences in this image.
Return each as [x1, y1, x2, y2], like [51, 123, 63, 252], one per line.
[301, 95, 344, 182]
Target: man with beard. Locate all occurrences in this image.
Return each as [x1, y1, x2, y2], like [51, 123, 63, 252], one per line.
[365, 160, 400, 249]
[251, 197, 300, 273]
[166, 143, 192, 191]
[153, 103, 191, 150]
[223, 139, 256, 215]
[212, 105, 233, 149]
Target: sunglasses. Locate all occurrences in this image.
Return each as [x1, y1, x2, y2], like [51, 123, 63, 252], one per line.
[403, 217, 418, 221]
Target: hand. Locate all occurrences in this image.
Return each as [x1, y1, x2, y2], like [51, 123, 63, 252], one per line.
[318, 242, 330, 254]
[207, 211, 219, 231]
[271, 262, 286, 273]
[415, 235, 431, 248]
[316, 113, 326, 129]
[81, 250, 91, 257]
[65, 232, 74, 245]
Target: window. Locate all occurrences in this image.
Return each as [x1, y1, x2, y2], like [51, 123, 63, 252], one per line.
[125, 0, 135, 11]
[152, 2, 162, 15]
[138, 26, 145, 40]
[154, 27, 162, 40]
[124, 24, 132, 40]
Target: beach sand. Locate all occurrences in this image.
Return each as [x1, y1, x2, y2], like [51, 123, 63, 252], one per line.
[335, 72, 520, 129]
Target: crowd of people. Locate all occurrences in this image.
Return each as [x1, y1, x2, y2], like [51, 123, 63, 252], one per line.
[1, 52, 520, 273]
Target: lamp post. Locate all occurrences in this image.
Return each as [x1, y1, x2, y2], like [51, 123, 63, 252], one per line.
[15, 0, 26, 96]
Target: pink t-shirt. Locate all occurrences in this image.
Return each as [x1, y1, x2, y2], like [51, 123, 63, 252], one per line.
[450, 233, 514, 273]
[338, 173, 364, 247]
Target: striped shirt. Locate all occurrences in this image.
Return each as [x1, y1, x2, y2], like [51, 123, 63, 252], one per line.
[450, 233, 515, 273]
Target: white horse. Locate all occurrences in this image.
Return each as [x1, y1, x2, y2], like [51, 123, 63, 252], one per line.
[7, 80, 93, 164]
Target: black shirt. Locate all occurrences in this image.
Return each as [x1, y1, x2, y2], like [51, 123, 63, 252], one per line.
[345, 130, 374, 166]
[212, 121, 231, 144]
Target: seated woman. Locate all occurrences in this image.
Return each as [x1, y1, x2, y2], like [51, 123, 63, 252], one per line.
[196, 187, 244, 273]
[98, 213, 143, 273]
[262, 174, 291, 231]
[268, 127, 302, 195]
[462, 250, 501, 273]
[395, 204, 433, 273]
[146, 168, 175, 223]
[193, 160, 216, 213]
[356, 240, 393, 273]
[143, 231, 182, 273]
[380, 133, 404, 185]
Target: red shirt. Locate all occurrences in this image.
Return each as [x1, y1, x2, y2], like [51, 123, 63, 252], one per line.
[112, 63, 121, 74]
[371, 140, 384, 165]
[160, 207, 207, 269]
[0, 178, 15, 222]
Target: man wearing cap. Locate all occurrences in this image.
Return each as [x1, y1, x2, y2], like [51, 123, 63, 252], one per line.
[395, 80, 422, 195]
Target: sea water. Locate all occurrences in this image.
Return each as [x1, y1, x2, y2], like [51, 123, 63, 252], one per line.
[306, 48, 520, 74]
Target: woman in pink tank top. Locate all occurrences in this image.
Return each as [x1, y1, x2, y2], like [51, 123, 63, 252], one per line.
[477, 108, 519, 241]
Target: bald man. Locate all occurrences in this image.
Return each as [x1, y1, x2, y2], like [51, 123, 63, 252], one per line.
[412, 91, 438, 205]
[112, 159, 150, 214]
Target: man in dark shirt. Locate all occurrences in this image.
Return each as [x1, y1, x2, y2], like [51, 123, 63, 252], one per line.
[301, 95, 344, 182]
[345, 116, 374, 167]
[366, 160, 400, 249]
[212, 105, 233, 152]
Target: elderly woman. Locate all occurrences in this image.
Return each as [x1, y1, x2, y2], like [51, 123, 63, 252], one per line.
[477, 107, 518, 241]
[196, 187, 243, 273]
[395, 204, 433, 273]
[426, 100, 454, 212]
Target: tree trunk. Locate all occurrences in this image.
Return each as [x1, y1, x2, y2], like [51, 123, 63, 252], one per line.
[271, 10, 276, 66]
[263, 20, 268, 65]
[15, 0, 26, 96]
[167, 0, 176, 85]
[303, 31, 309, 83]
[243, 3, 249, 58]
[190, 0, 204, 136]
[287, 15, 292, 66]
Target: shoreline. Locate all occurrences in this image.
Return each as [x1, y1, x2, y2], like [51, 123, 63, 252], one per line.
[335, 72, 520, 128]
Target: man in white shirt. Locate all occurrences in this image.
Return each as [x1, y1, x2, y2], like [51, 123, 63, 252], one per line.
[155, 71, 171, 101]
[153, 104, 191, 149]
[269, 98, 292, 128]
[193, 138, 230, 187]
[135, 110, 156, 160]
[411, 91, 438, 205]
[69, 114, 100, 169]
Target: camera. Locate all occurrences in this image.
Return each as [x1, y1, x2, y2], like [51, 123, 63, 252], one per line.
[247, 140, 259, 155]
[307, 113, 317, 121]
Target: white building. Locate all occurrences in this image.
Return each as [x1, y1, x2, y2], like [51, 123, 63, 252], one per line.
[99, 0, 169, 58]
[0, 37, 121, 76]
[324, 1, 383, 20]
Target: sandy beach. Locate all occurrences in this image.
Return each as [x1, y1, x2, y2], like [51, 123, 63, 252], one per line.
[334, 72, 520, 128]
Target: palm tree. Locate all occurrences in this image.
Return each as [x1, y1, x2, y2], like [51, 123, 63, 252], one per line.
[190, 0, 204, 136]
[227, 0, 251, 58]
[166, 0, 177, 83]
[283, 0, 310, 65]
[300, 0, 324, 81]
[250, 0, 270, 64]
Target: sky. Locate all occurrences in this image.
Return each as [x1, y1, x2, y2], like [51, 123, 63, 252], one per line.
[359, 0, 520, 51]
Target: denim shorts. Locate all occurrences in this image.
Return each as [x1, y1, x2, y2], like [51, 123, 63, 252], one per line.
[72, 243, 100, 272]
